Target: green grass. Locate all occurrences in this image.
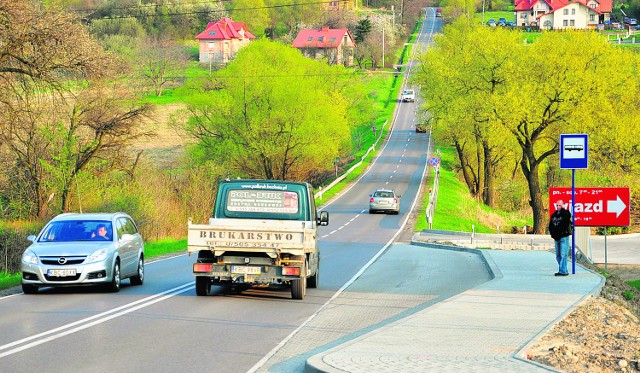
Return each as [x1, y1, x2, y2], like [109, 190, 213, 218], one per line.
[143, 238, 187, 258]
[629, 278, 640, 291]
[0, 272, 21, 289]
[476, 11, 516, 24]
[413, 147, 533, 233]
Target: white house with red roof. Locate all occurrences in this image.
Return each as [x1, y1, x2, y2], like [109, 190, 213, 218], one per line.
[292, 26, 356, 66]
[514, 0, 612, 29]
[195, 17, 256, 65]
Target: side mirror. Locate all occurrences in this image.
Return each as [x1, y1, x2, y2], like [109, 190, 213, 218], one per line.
[317, 211, 329, 226]
[397, 195, 402, 198]
[27, 235, 36, 242]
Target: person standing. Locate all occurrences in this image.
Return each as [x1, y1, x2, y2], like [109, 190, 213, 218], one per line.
[548, 199, 573, 276]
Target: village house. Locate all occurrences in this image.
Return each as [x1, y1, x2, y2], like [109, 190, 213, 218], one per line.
[514, 0, 612, 29]
[292, 26, 356, 66]
[195, 17, 255, 65]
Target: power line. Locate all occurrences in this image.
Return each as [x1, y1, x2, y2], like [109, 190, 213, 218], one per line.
[75, 0, 351, 19]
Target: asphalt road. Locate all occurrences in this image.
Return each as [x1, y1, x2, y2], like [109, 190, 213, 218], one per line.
[0, 8, 491, 373]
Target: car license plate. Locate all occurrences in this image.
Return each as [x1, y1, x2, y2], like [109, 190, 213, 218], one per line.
[231, 266, 261, 274]
[48, 269, 76, 277]
[379, 200, 388, 204]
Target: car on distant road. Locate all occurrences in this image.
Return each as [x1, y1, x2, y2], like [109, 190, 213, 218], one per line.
[369, 189, 401, 214]
[498, 17, 507, 26]
[630, 18, 638, 26]
[436, 8, 442, 17]
[21, 212, 145, 294]
[415, 124, 427, 133]
[506, 20, 516, 27]
[487, 19, 496, 27]
[401, 89, 415, 102]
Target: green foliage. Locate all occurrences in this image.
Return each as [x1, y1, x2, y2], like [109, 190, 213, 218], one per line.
[355, 17, 373, 43]
[414, 21, 640, 232]
[182, 39, 352, 181]
[629, 279, 640, 291]
[623, 290, 635, 301]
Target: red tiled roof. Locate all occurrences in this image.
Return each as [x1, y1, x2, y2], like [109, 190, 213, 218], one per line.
[515, 0, 612, 12]
[195, 17, 255, 41]
[292, 26, 354, 49]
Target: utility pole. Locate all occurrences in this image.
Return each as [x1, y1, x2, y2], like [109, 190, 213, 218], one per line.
[382, 27, 385, 68]
[391, 5, 395, 28]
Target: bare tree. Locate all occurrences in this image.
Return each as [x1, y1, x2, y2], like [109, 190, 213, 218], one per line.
[136, 37, 188, 97]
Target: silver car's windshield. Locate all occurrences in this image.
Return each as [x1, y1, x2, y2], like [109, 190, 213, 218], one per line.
[38, 220, 113, 242]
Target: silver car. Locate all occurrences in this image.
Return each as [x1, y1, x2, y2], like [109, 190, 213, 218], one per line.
[369, 189, 401, 214]
[21, 212, 144, 294]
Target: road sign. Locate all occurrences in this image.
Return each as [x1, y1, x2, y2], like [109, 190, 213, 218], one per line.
[429, 157, 439, 166]
[549, 187, 630, 227]
[560, 134, 588, 169]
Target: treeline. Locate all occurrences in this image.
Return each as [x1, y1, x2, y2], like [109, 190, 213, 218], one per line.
[0, 0, 424, 250]
[413, 20, 640, 233]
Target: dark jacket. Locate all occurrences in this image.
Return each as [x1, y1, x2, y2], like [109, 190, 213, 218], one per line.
[548, 208, 573, 241]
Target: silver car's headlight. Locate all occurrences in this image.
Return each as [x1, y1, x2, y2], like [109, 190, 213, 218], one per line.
[85, 248, 108, 264]
[22, 250, 39, 264]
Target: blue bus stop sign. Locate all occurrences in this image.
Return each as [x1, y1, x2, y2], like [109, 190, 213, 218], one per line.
[560, 134, 588, 169]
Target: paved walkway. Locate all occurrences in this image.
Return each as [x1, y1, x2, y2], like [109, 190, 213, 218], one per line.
[305, 241, 605, 372]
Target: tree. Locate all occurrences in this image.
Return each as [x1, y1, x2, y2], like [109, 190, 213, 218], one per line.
[136, 37, 188, 97]
[230, 0, 270, 37]
[415, 22, 640, 233]
[182, 40, 351, 181]
[354, 17, 373, 43]
[0, 1, 153, 218]
[415, 21, 518, 207]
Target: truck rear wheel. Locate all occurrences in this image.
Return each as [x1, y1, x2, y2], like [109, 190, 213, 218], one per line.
[195, 277, 211, 296]
[291, 276, 306, 300]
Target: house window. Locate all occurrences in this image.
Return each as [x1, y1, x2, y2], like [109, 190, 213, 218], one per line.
[521, 13, 526, 18]
[209, 31, 216, 36]
[563, 20, 568, 26]
[563, 9, 568, 15]
[570, 20, 575, 26]
[318, 36, 324, 41]
[590, 14, 595, 22]
[571, 8, 576, 15]
[208, 42, 214, 49]
[308, 37, 313, 41]
[330, 37, 336, 43]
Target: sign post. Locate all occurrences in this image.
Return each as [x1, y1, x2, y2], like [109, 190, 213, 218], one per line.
[559, 134, 588, 274]
[549, 187, 630, 271]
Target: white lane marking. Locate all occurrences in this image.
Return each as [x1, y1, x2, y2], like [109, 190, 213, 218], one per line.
[250, 13, 434, 372]
[0, 282, 194, 358]
[0, 254, 189, 302]
[322, 212, 363, 238]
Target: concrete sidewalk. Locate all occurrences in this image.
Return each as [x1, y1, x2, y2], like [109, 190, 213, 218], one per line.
[305, 242, 604, 372]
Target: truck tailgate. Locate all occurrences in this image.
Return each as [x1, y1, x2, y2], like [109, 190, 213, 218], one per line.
[187, 218, 316, 254]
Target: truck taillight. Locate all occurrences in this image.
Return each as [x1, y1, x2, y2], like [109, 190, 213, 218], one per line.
[193, 263, 213, 273]
[394, 198, 398, 204]
[282, 267, 300, 276]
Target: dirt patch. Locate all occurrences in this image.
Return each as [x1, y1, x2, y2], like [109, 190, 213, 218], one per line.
[132, 103, 190, 167]
[527, 263, 640, 372]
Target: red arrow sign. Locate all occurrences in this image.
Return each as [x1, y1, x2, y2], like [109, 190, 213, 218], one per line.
[549, 187, 630, 227]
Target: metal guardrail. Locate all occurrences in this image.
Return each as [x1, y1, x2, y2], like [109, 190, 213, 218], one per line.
[314, 119, 388, 201]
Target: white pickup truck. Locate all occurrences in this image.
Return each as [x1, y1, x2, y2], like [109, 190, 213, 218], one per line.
[187, 179, 329, 300]
[401, 89, 415, 102]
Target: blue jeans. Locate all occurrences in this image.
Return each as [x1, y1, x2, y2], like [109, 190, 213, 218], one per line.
[555, 236, 570, 275]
